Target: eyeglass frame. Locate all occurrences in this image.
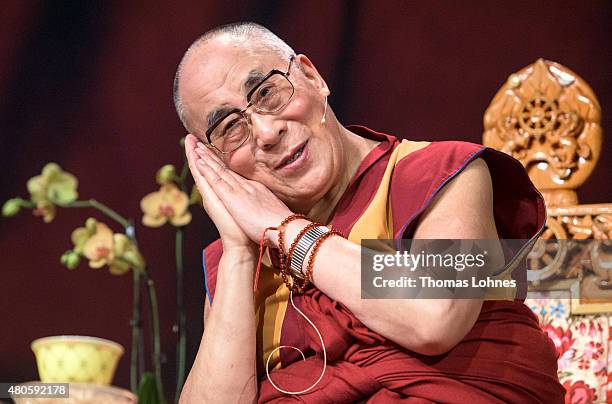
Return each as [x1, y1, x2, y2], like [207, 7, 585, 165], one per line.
[204, 56, 296, 154]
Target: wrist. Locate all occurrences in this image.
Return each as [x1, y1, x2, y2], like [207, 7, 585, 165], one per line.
[264, 228, 280, 249]
[218, 250, 257, 285]
[267, 218, 312, 251]
[221, 241, 258, 258]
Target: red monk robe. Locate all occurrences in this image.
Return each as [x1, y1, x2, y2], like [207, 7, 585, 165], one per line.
[202, 126, 565, 403]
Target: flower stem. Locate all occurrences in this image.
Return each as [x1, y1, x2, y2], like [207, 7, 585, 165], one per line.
[144, 271, 165, 402]
[175, 159, 189, 401]
[124, 225, 145, 393]
[130, 269, 142, 392]
[19, 199, 36, 208]
[179, 159, 189, 185]
[51, 194, 160, 397]
[62, 199, 138, 391]
[174, 228, 186, 401]
[62, 199, 130, 228]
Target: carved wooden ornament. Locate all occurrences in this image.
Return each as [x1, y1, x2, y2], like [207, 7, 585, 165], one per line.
[483, 59, 602, 207]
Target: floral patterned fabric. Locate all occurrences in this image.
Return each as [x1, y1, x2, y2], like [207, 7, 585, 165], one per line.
[527, 294, 612, 403]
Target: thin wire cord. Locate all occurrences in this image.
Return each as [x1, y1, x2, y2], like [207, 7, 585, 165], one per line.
[265, 290, 327, 395]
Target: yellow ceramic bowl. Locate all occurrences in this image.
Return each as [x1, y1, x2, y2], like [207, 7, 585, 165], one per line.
[12, 382, 137, 404]
[31, 336, 124, 385]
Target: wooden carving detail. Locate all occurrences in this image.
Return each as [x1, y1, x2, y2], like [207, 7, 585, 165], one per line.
[528, 208, 611, 279]
[526, 207, 612, 313]
[483, 59, 602, 207]
[483, 59, 610, 313]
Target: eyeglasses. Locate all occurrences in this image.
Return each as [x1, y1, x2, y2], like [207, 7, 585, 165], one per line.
[204, 56, 295, 154]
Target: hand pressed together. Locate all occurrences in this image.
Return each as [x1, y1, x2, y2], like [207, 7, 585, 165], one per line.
[185, 134, 294, 250]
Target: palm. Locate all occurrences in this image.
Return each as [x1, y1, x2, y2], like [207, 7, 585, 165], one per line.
[185, 135, 253, 248]
[191, 138, 293, 245]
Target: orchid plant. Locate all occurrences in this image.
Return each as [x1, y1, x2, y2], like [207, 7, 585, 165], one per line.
[139, 158, 202, 402]
[3, 139, 200, 403]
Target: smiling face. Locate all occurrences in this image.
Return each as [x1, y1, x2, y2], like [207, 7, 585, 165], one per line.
[178, 37, 346, 209]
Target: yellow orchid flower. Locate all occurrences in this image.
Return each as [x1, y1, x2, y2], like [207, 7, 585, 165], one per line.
[82, 222, 115, 269]
[32, 200, 56, 223]
[69, 221, 145, 275]
[113, 233, 145, 273]
[26, 163, 78, 222]
[140, 183, 192, 227]
[27, 163, 78, 204]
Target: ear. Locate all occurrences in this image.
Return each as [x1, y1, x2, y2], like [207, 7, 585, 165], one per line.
[295, 54, 330, 96]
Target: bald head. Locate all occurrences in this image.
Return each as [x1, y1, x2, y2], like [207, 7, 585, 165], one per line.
[173, 22, 296, 132]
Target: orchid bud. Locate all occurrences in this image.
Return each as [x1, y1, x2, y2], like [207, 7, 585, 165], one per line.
[65, 252, 81, 269]
[156, 164, 177, 185]
[60, 251, 71, 265]
[85, 217, 98, 235]
[2, 198, 21, 217]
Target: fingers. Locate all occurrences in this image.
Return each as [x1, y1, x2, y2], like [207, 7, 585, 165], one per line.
[184, 133, 198, 149]
[185, 136, 204, 183]
[195, 148, 236, 189]
[195, 143, 256, 193]
[184, 135, 218, 207]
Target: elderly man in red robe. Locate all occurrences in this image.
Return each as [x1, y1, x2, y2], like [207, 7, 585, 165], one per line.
[173, 22, 564, 403]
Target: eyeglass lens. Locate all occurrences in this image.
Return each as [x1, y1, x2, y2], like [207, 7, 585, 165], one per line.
[210, 74, 294, 152]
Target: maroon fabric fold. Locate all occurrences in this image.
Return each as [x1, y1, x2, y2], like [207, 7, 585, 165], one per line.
[259, 289, 565, 403]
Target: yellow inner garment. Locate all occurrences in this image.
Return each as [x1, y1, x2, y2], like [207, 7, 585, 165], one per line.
[253, 139, 516, 372]
[253, 140, 429, 372]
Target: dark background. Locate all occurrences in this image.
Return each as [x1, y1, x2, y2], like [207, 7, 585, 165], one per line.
[1, 0, 610, 398]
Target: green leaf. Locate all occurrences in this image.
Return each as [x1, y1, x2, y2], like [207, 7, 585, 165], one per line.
[137, 372, 161, 404]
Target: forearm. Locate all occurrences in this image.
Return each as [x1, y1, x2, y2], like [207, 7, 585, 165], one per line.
[281, 220, 483, 355]
[311, 236, 469, 353]
[180, 249, 258, 403]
